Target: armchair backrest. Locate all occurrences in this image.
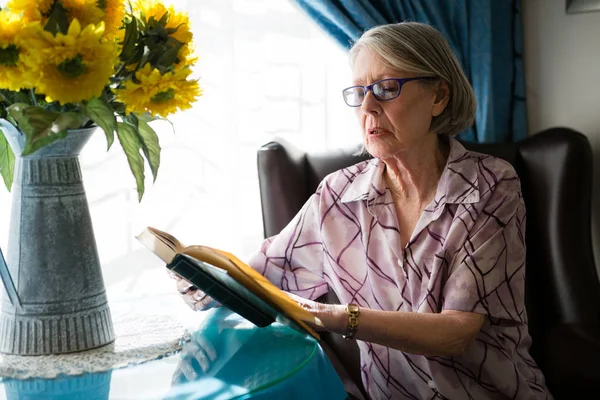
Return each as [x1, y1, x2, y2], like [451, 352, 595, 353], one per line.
[257, 128, 600, 394]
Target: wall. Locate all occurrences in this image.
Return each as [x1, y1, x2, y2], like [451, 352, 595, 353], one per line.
[522, 0, 600, 277]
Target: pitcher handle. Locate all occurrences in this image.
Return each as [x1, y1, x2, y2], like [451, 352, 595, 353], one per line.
[0, 247, 20, 308]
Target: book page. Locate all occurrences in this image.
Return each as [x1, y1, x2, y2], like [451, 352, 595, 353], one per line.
[147, 227, 185, 252]
[136, 228, 181, 264]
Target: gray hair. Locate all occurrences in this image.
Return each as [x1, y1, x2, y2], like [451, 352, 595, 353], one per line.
[349, 22, 476, 137]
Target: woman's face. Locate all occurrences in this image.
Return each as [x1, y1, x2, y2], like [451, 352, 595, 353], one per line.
[351, 48, 448, 159]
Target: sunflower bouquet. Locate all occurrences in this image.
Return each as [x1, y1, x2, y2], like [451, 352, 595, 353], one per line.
[0, 0, 201, 200]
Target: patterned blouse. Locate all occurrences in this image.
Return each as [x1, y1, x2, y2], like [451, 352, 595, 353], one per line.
[248, 137, 552, 400]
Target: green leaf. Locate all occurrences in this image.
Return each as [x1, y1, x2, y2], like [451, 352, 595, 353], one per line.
[112, 101, 127, 115]
[120, 16, 138, 62]
[7, 105, 83, 156]
[137, 119, 161, 181]
[6, 114, 16, 126]
[7, 103, 34, 132]
[116, 122, 145, 201]
[22, 107, 57, 132]
[138, 112, 175, 134]
[52, 112, 85, 130]
[20, 108, 83, 155]
[124, 113, 139, 129]
[21, 129, 67, 156]
[82, 97, 117, 150]
[156, 45, 181, 71]
[158, 11, 170, 26]
[0, 89, 31, 114]
[0, 128, 15, 191]
[122, 113, 160, 181]
[166, 23, 186, 35]
[44, 2, 69, 35]
[138, 11, 147, 28]
[136, 113, 160, 123]
[12, 91, 31, 105]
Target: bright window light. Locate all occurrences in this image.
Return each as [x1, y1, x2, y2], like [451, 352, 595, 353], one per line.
[0, 0, 360, 297]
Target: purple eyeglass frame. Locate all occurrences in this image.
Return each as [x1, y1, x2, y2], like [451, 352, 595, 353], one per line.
[342, 76, 438, 107]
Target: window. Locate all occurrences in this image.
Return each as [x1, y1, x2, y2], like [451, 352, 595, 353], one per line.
[0, 0, 360, 295]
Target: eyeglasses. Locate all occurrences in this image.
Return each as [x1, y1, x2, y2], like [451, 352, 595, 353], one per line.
[342, 77, 438, 107]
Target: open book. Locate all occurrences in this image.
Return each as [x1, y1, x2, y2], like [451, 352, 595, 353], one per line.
[136, 227, 320, 340]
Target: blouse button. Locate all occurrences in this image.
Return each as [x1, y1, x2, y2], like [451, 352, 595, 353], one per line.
[428, 380, 436, 389]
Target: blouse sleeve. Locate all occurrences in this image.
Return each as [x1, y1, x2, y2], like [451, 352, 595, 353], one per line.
[442, 174, 527, 324]
[247, 183, 329, 301]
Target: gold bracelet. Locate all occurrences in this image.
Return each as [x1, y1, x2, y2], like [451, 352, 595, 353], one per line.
[342, 303, 360, 340]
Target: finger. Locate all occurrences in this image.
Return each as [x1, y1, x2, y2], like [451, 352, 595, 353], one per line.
[191, 291, 206, 302]
[176, 278, 192, 292]
[285, 292, 312, 309]
[171, 370, 185, 385]
[168, 271, 180, 280]
[192, 294, 215, 311]
[195, 336, 217, 362]
[176, 279, 196, 294]
[180, 336, 199, 358]
[178, 357, 198, 381]
[283, 291, 300, 301]
[182, 291, 210, 311]
[192, 346, 211, 373]
[181, 342, 201, 358]
[182, 292, 197, 310]
[285, 292, 309, 306]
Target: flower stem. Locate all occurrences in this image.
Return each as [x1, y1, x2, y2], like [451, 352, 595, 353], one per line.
[30, 88, 38, 106]
[0, 92, 10, 104]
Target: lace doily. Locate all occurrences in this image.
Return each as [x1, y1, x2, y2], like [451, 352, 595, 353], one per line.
[0, 311, 190, 380]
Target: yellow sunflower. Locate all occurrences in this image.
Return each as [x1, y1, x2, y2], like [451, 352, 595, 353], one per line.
[0, 11, 33, 90]
[100, 0, 126, 40]
[5, 0, 54, 23]
[135, 0, 193, 44]
[19, 20, 120, 104]
[178, 43, 198, 67]
[116, 64, 202, 117]
[62, 0, 105, 28]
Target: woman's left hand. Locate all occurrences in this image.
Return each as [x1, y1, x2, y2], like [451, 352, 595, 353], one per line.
[286, 292, 346, 334]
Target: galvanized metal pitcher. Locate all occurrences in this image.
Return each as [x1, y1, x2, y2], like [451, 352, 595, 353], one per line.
[0, 119, 114, 355]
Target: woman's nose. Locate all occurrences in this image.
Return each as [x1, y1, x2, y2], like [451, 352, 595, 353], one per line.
[360, 90, 381, 114]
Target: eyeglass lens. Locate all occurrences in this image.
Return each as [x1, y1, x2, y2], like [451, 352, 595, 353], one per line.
[343, 79, 401, 106]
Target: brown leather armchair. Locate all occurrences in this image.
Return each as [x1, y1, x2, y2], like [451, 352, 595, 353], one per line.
[257, 128, 600, 400]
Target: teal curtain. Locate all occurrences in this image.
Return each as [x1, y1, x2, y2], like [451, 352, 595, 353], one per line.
[291, 0, 527, 143]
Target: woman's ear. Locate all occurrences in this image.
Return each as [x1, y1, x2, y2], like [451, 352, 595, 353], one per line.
[432, 80, 450, 117]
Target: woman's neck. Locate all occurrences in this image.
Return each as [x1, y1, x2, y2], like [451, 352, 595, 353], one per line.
[383, 135, 449, 203]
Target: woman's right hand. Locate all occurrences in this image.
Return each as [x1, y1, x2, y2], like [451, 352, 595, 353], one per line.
[171, 333, 218, 384]
[169, 272, 219, 311]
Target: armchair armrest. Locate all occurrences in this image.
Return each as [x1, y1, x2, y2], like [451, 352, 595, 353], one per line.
[319, 340, 366, 400]
[316, 291, 368, 399]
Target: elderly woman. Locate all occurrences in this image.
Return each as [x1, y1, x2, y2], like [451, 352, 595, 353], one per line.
[176, 22, 552, 399]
